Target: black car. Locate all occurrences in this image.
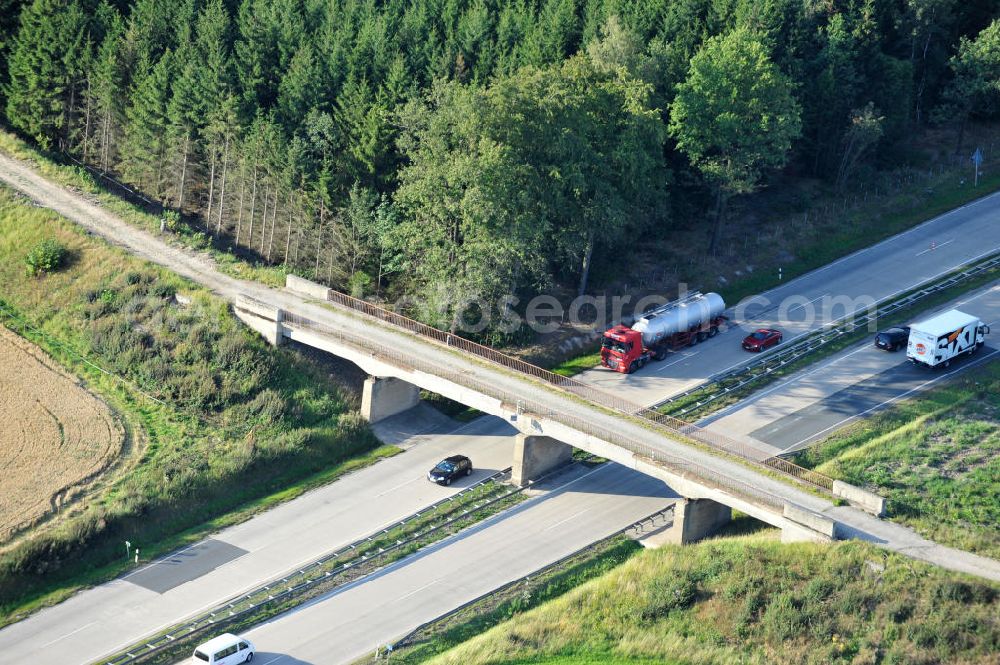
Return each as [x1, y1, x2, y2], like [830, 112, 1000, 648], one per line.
[427, 455, 472, 485]
[875, 326, 910, 351]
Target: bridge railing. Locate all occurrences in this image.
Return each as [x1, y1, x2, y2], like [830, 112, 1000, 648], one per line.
[283, 312, 794, 509]
[320, 289, 834, 492]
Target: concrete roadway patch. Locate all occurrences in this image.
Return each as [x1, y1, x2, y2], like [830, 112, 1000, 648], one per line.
[126, 539, 249, 594]
[750, 347, 996, 452]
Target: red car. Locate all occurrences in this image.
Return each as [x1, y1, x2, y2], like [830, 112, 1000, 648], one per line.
[742, 328, 782, 352]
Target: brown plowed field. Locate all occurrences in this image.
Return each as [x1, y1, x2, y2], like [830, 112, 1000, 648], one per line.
[0, 325, 124, 540]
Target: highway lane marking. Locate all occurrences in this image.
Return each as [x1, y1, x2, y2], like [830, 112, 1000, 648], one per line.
[780, 347, 999, 452]
[260, 655, 287, 665]
[915, 238, 955, 256]
[651, 350, 700, 371]
[395, 579, 439, 602]
[666, 268, 999, 410]
[543, 508, 591, 532]
[39, 622, 96, 649]
[699, 342, 878, 426]
[377, 475, 421, 497]
[783, 293, 828, 315]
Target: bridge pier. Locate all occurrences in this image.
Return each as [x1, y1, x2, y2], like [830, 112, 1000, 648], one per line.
[512, 434, 574, 486]
[360, 376, 421, 423]
[641, 498, 732, 547]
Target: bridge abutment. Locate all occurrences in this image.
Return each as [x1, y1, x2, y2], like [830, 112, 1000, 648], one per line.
[360, 376, 421, 423]
[512, 434, 574, 486]
[232, 297, 284, 346]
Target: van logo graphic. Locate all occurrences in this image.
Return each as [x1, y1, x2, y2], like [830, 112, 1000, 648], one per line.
[914, 343, 927, 355]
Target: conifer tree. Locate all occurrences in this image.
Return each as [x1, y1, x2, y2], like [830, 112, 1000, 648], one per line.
[120, 50, 172, 197]
[5, 0, 89, 149]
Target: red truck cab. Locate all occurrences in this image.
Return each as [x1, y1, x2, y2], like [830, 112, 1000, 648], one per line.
[600, 325, 647, 373]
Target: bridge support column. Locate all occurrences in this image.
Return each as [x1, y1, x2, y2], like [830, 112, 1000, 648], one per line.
[643, 498, 731, 547]
[360, 376, 420, 423]
[512, 434, 573, 486]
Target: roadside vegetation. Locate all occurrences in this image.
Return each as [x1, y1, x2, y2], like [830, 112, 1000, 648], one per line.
[795, 360, 1000, 560]
[420, 531, 1000, 665]
[2, 1, 1000, 344]
[0, 186, 392, 624]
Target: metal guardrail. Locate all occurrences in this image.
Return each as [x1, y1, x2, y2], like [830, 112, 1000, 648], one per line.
[283, 312, 796, 507]
[652, 249, 1000, 417]
[387, 504, 677, 655]
[100, 468, 517, 665]
[319, 291, 833, 492]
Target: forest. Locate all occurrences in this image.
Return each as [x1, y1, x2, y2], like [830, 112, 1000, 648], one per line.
[2, 0, 1000, 339]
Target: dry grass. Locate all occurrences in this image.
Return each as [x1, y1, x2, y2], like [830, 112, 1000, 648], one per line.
[0, 325, 124, 541]
[426, 534, 1000, 665]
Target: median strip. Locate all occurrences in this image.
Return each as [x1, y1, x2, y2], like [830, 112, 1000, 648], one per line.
[99, 467, 526, 665]
[655, 249, 1000, 420]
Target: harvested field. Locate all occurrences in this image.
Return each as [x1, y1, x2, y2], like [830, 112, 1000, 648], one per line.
[0, 325, 123, 541]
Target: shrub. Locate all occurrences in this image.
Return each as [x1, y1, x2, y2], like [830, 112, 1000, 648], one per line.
[24, 238, 67, 276]
[641, 573, 697, 620]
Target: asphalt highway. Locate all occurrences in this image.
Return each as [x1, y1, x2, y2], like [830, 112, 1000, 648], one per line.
[228, 462, 675, 665]
[0, 411, 519, 665]
[577, 190, 1000, 407]
[703, 282, 1000, 453]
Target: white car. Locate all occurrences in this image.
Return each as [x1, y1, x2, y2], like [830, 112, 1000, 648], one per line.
[193, 633, 255, 664]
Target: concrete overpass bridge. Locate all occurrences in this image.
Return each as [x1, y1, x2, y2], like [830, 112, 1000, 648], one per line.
[234, 275, 887, 546]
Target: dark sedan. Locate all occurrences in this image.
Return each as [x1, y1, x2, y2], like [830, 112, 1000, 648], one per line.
[742, 328, 783, 352]
[875, 326, 910, 351]
[427, 455, 473, 486]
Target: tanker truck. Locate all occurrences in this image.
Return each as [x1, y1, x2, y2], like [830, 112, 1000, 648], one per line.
[600, 292, 727, 374]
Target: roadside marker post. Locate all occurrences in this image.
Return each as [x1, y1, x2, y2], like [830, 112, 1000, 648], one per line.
[972, 147, 983, 187]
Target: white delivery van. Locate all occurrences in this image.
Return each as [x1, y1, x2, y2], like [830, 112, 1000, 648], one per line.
[192, 633, 255, 664]
[906, 309, 989, 368]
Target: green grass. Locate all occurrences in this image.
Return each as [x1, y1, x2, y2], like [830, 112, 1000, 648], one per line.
[421, 390, 482, 422]
[794, 360, 1000, 559]
[551, 350, 602, 377]
[422, 533, 1000, 665]
[0, 187, 395, 624]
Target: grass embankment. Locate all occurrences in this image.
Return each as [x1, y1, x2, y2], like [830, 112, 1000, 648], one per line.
[0, 187, 396, 624]
[0, 129, 288, 288]
[795, 361, 1000, 560]
[423, 532, 999, 665]
[550, 157, 1000, 378]
[381, 536, 642, 664]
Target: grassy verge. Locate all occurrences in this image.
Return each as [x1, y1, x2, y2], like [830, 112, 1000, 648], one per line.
[794, 361, 1000, 559]
[0, 129, 288, 288]
[422, 533, 1000, 665]
[658, 261, 1000, 421]
[0, 186, 394, 624]
[551, 350, 602, 377]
